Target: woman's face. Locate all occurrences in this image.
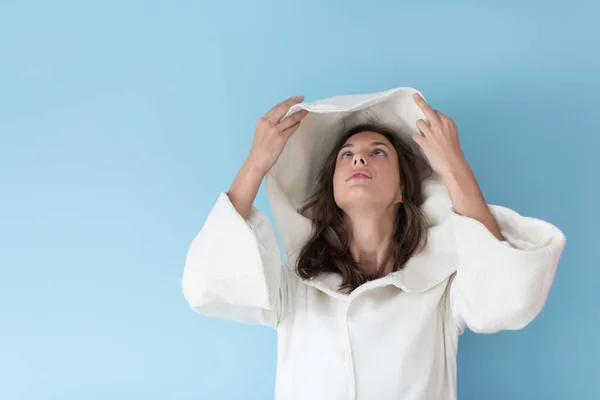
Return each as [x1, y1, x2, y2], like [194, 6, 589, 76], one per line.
[333, 131, 403, 211]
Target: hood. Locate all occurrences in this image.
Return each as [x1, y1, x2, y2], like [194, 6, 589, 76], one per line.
[264, 87, 459, 296]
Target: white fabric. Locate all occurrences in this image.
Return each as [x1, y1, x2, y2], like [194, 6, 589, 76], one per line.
[182, 87, 567, 400]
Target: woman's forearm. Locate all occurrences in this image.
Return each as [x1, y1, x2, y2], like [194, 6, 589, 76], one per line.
[443, 159, 504, 241]
[227, 158, 267, 220]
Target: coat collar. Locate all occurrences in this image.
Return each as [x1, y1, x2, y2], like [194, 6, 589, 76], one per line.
[287, 216, 459, 301]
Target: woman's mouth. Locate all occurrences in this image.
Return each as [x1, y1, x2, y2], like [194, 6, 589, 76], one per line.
[348, 169, 372, 180]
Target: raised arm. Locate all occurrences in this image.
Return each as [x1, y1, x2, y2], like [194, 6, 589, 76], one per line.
[182, 97, 309, 328]
[411, 92, 566, 333]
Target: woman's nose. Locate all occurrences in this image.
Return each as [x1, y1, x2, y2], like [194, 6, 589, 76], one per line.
[353, 153, 367, 165]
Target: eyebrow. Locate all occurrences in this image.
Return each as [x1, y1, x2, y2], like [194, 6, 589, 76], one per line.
[339, 141, 391, 151]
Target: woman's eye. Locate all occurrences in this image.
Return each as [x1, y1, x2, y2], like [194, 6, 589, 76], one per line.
[373, 149, 386, 156]
[341, 151, 352, 159]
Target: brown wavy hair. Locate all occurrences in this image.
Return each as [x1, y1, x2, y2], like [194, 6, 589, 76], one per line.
[295, 123, 433, 293]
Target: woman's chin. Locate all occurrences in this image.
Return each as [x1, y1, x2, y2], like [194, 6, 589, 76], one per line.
[337, 190, 387, 210]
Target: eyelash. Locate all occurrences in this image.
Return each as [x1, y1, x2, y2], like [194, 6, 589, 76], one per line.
[340, 149, 386, 158]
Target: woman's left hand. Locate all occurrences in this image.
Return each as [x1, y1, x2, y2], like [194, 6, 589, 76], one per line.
[412, 92, 504, 240]
[411, 92, 468, 178]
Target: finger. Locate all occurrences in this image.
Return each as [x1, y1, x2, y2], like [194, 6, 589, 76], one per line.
[412, 132, 425, 147]
[436, 110, 455, 128]
[413, 93, 440, 125]
[434, 110, 447, 128]
[280, 119, 303, 138]
[277, 109, 309, 132]
[264, 96, 304, 122]
[263, 96, 303, 120]
[416, 119, 431, 136]
[435, 110, 449, 123]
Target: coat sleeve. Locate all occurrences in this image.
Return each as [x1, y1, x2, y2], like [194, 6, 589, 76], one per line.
[181, 192, 298, 329]
[448, 204, 566, 334]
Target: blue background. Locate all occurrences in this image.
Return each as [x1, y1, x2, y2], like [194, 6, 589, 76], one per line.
[1, 1, 598, 399]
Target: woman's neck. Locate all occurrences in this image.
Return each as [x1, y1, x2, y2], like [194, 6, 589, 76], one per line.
[344, 206, 397, 279]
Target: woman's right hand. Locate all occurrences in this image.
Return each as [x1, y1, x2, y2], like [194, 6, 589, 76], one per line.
[247, 96, 309, 174]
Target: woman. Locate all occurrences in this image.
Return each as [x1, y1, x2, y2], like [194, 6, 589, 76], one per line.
[182, 87, 566, 400]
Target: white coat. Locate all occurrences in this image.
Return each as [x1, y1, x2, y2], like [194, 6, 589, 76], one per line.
[181, 88, 567, 399]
